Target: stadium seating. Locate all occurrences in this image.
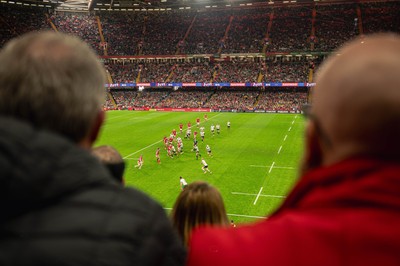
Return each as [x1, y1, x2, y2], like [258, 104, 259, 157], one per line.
[107, 88, 309, 112]
[1, 1, 398, 111]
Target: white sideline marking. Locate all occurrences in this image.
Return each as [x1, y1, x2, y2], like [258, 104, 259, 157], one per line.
[284, 135, 287, 141]
[292, 120, 295, 124]
[268, 162, 275, 173]
[232, 192, 286, 198]
[123, 113, 223, 159]
[227, 213, 266, 219]
[164, 207, 266, 219]
[250, 165, 295, 170]
[277, 146, 282, 154]
[288, 127, 292, 132]
[253, 187, 264, 205]
[123, 141, 162, 159]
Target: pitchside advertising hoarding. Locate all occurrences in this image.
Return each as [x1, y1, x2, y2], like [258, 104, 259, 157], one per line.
[105, 82, 316, 88]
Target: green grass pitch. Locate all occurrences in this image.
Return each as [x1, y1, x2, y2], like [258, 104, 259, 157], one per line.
[95, 111, 305, 224]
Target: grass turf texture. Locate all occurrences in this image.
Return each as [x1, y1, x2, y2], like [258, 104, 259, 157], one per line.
[95, 111, 305, 223]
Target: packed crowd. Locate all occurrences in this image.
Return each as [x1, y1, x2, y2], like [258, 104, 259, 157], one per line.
[361, 1, 400, 34]
[255, 90, 307, 111]
[267, 6, 312, 52]
[51, 12, 102, 54]
[100, 12, 145, 55]
[0, 4, 49, 47]
[182, 10, 231, 54]
[262, 60, 310, 82]
[223, 8, 270, 54]
[204, 91, 259, 111]
[104, 56, 316, 83]
[213, 60, 261, 83]
[107, 89, 309, 112]
[169, 61, 213, 83]
[107, 88, 308, 112]
[142, 11, 195, 55]
[314, 3, 358, 51]
[1, 2, 400, 54]
[156, 90, 213, 108]
[105, 62, 140, 83]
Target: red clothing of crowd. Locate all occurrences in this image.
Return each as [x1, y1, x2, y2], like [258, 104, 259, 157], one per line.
[188, 158, 400, 266]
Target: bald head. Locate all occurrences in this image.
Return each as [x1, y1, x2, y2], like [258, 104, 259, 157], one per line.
[312, 34, 400, 163]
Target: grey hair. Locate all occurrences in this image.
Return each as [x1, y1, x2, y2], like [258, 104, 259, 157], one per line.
[0, 31, 106, 142]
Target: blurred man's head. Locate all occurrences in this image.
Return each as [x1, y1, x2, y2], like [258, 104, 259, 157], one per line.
[303, 34, 400, 173]
[0, 31, 106, 147]
[92, 145, 125, 184]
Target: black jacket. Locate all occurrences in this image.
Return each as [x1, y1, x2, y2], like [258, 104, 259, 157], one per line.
[0, 117, 186, 266]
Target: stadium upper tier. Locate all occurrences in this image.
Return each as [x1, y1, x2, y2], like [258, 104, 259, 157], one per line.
[1, 1, 399, 56]
[103, 56, 318, 84]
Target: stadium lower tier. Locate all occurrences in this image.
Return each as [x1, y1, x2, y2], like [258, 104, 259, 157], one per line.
[105, 87, 309, 113]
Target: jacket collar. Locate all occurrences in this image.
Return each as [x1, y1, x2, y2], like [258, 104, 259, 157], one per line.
[273, 157, 400, 216]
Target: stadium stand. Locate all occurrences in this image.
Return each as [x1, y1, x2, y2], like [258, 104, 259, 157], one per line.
[1, 1, 398, 112]
[107, 88, 309, 112]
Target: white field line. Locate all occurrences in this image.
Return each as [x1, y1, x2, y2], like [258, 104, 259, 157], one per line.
[292, 120, 295, 124]
[268, 161, 275, 173]
[288, 127, 292, 131]
[250, 165, 295, 170]
[227, 213, 266, 219]
[123, 141, 162, 159]
[253, 187, 264, 205]
[123, 113, 223, 159]
[277, 146, 282, 154]
[284, 135, 288, 141]
[232, 192, 286, 198]
[164, 207, 266, 219]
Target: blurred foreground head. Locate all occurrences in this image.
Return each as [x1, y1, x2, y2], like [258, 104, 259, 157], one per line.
[172, 181, 229, 245]
[0, 31, 106, 146]
[304, 34, 400, 172]
[92, 145, 125, 184]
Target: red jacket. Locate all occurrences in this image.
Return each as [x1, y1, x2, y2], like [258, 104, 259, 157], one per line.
[187, 158, 400, 266]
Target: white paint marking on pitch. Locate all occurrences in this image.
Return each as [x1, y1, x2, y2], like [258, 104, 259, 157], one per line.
[292, 120, 295, 125]
[288, 127, 292, 132]
[123, 113, 223, 159]
[295, 115, 298, 118]
[268, 161, 275, 173]
[227, 213, 266, 219]
[277, 146, 282, 154]
[164, 207, 266, 219]
[123, 140, 162, 159]
[232, 192, 286, 198]
[284, 135, 288, 141]
[249, 165, 295, 170]
[253, 187, 264, 205]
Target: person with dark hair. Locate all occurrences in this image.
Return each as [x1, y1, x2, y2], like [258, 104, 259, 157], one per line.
[0, 31, 185, 266]
[172, 181, 229, 245]
[187, 34, 400, 265]
[92, 145, 125, 184]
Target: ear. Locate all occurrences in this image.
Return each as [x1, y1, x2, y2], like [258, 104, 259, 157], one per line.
[299, 120, 324, 176]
